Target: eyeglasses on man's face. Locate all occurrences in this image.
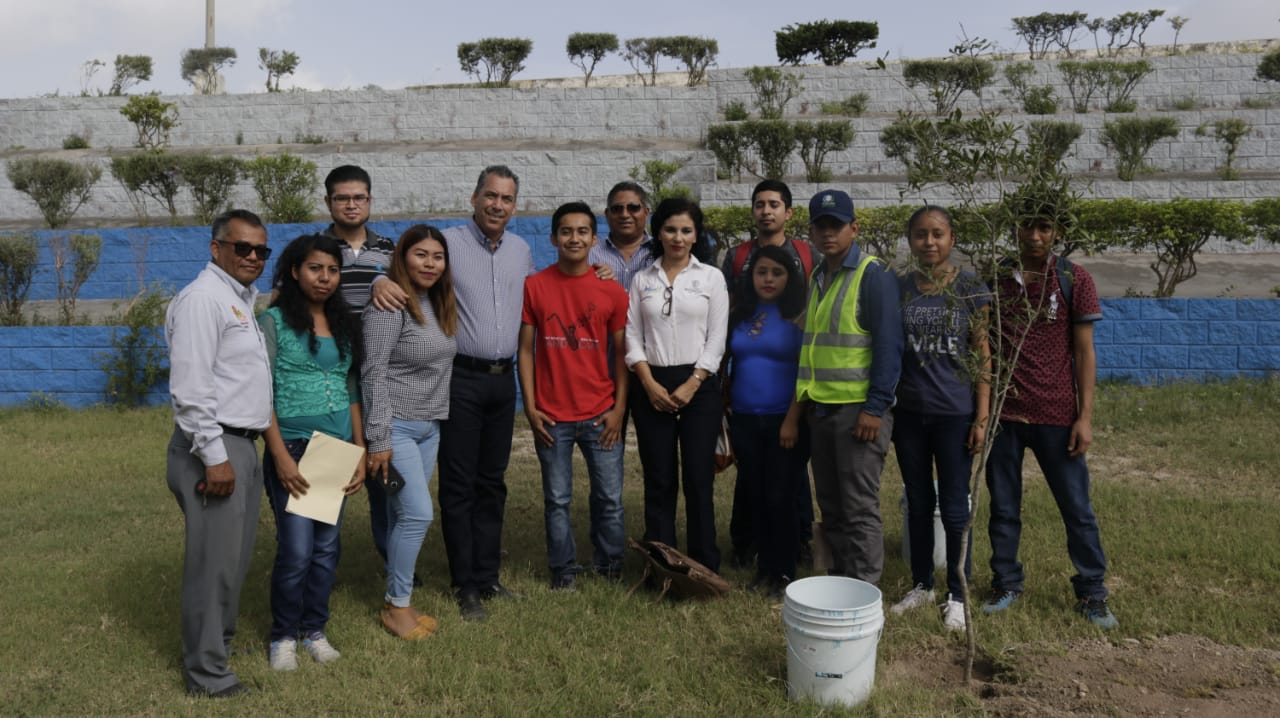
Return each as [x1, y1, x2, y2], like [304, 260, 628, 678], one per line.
[330, 194, 371, 206]
[608, 202, 645, 215]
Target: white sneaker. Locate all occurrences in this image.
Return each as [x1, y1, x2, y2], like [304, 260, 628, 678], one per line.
[942, 596, 967, 631]
[268, 638, 298, 671]
[890, 584, 936, 615]
[302, 633, 341, 664]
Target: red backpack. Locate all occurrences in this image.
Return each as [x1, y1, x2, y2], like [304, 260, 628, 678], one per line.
[730, 239, 815, 284]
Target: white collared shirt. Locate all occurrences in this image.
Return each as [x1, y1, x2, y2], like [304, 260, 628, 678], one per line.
[165, 262, 273, 466]
[625, 256, 728, 373]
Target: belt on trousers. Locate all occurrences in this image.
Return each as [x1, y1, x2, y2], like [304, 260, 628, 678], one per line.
[454, 354, 514, 375]
[219, 423, 262, 441]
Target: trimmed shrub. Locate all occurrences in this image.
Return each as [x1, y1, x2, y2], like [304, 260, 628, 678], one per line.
[775, 20, 879, 66]
[110, 151, 182, 220]
[178, 155, 245, 225]
[741, 120, 796, 179]
[1100, 116, 1178, 181]
[902, 58, 996, 116]
[819, 93, 869, 117]
[119, 94, 178, 149]
[7, 157, 102, 229]
[0, 233, 38, 326]
[793, 120, 853, 182]
[566, 33, 618, 87]
[244, 154, 318, 223]
[706, 123, 750, 181]
[744, 66, 803, 120]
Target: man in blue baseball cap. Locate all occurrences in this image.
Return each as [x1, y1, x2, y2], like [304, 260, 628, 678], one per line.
[795, 189, 903, 585]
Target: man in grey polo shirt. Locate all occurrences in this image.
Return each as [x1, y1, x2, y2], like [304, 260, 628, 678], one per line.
[165, 209, 272, 698]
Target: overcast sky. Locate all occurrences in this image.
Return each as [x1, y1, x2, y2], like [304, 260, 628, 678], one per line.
[3, 1, 1276, 98]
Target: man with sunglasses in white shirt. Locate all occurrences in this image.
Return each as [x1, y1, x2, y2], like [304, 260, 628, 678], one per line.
[165, 209, 273, 698]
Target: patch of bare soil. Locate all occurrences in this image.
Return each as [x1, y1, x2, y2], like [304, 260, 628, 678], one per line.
[980, 635, 1280, 717]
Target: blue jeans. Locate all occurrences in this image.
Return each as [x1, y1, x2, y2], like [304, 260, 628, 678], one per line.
[729, 412, 808, 580]
[892, 410, 973, 600]
[985, 421, 1109, 600]
[534, 411, 626, 578]
[386, 418, 441, 607]
[263, 438, 344, 641]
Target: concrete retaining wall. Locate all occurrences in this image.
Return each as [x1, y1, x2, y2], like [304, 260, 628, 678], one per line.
[2, 51, 1279, 221]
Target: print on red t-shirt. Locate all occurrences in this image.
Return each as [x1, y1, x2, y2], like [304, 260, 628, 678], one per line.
[521, 266, 630, 422]
[995, 256, 1102, 427]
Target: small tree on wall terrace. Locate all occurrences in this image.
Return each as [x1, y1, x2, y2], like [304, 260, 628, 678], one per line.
[458, 38, 533, 87]
[775, 20, 878, 65]
[7, 157, 102, 229]
[1195, 118, 1253, 181]
[628, 159, 691, 204]
[1011, 11, 1088, 58]
[0, 233, 39, 326]
[1257, 47, 1280, 84]
[178, 154, 245, 225]
[109, 54, 152, 95]
[1100, 116, 1179, 181]
[119, 94, 178, 149]
[110, 151, 183, 222]
[793, 120, 853, 182]
[566, 33, 618, 87]
[180, 47, 237, 94]
[901, 57, 996, 116]
[662, 36, 718, 87]
[258, 48, 300, 92]
[244, 154, 319, 224]
[1088, 9, 1166, 57]
[744, 66, 803, 120]
[621, 37, 666, 86]
[49, 232, 102, 325]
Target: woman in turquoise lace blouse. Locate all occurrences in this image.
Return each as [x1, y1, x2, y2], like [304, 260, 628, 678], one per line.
[259, 234, 365, 671]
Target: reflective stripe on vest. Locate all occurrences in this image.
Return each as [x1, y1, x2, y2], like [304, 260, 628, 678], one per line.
[796, 254, 877, 404]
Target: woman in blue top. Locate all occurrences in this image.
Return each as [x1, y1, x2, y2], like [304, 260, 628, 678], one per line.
[362, 225, 458, 640]
[888, 206, 990, 631]
[260, 233, 365, 671]
[725, 244, 808, 598]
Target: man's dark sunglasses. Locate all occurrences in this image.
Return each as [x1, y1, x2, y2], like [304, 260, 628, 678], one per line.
[608, 203, 645, 214]
[217, 239, 272, 260]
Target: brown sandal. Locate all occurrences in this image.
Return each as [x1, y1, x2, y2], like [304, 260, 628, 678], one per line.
[380, 604, 439, 640]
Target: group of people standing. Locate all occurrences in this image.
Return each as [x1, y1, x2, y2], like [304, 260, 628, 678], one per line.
[163, 165, 1116, 699]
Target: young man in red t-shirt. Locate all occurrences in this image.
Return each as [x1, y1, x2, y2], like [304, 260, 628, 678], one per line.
[518, 202, 630, 590]
[984, 198, 1117, 629]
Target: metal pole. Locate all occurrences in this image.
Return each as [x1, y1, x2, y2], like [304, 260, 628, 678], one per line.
[205, 0, 215, 48]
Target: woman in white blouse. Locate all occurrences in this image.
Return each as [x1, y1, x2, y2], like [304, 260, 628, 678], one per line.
[625, 198, 730, 572]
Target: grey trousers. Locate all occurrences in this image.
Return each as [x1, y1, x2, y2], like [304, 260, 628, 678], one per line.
[166, 427, 263, 694]
[808, 404, 893, 585]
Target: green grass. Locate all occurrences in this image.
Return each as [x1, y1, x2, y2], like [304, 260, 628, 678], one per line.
[1, 378, 1278, 715]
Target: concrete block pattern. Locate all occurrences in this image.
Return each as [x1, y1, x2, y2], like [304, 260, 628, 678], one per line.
[1142, 345, 1189, 368]
[1160, 321, 1207, 344]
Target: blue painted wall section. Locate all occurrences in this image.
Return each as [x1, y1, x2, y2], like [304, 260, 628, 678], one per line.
[1096, 298, 1280, 384]
[1, 224, 1277, 406]
[13, 218, 561, 302]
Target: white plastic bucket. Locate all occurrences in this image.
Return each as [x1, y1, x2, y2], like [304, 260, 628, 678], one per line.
[783, 576, 884, 707]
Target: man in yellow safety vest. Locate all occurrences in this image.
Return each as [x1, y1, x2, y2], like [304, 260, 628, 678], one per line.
[796, 189, 903, 585]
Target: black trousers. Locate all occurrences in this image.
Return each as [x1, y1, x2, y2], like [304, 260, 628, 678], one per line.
[438, 366, 516, 593]
[629, 365, 722, 572]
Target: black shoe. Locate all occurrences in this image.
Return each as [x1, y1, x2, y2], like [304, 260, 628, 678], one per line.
[458, 590, 487, 622]
[591, 565, 623, 583]
[767, 576, 792, 601]
[550, 574, 577, 592]
[412, 573, 423, 588]
[481, 582, 525, 601]
[730, 547, 756, 571]
[190, 682, 251, 699]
